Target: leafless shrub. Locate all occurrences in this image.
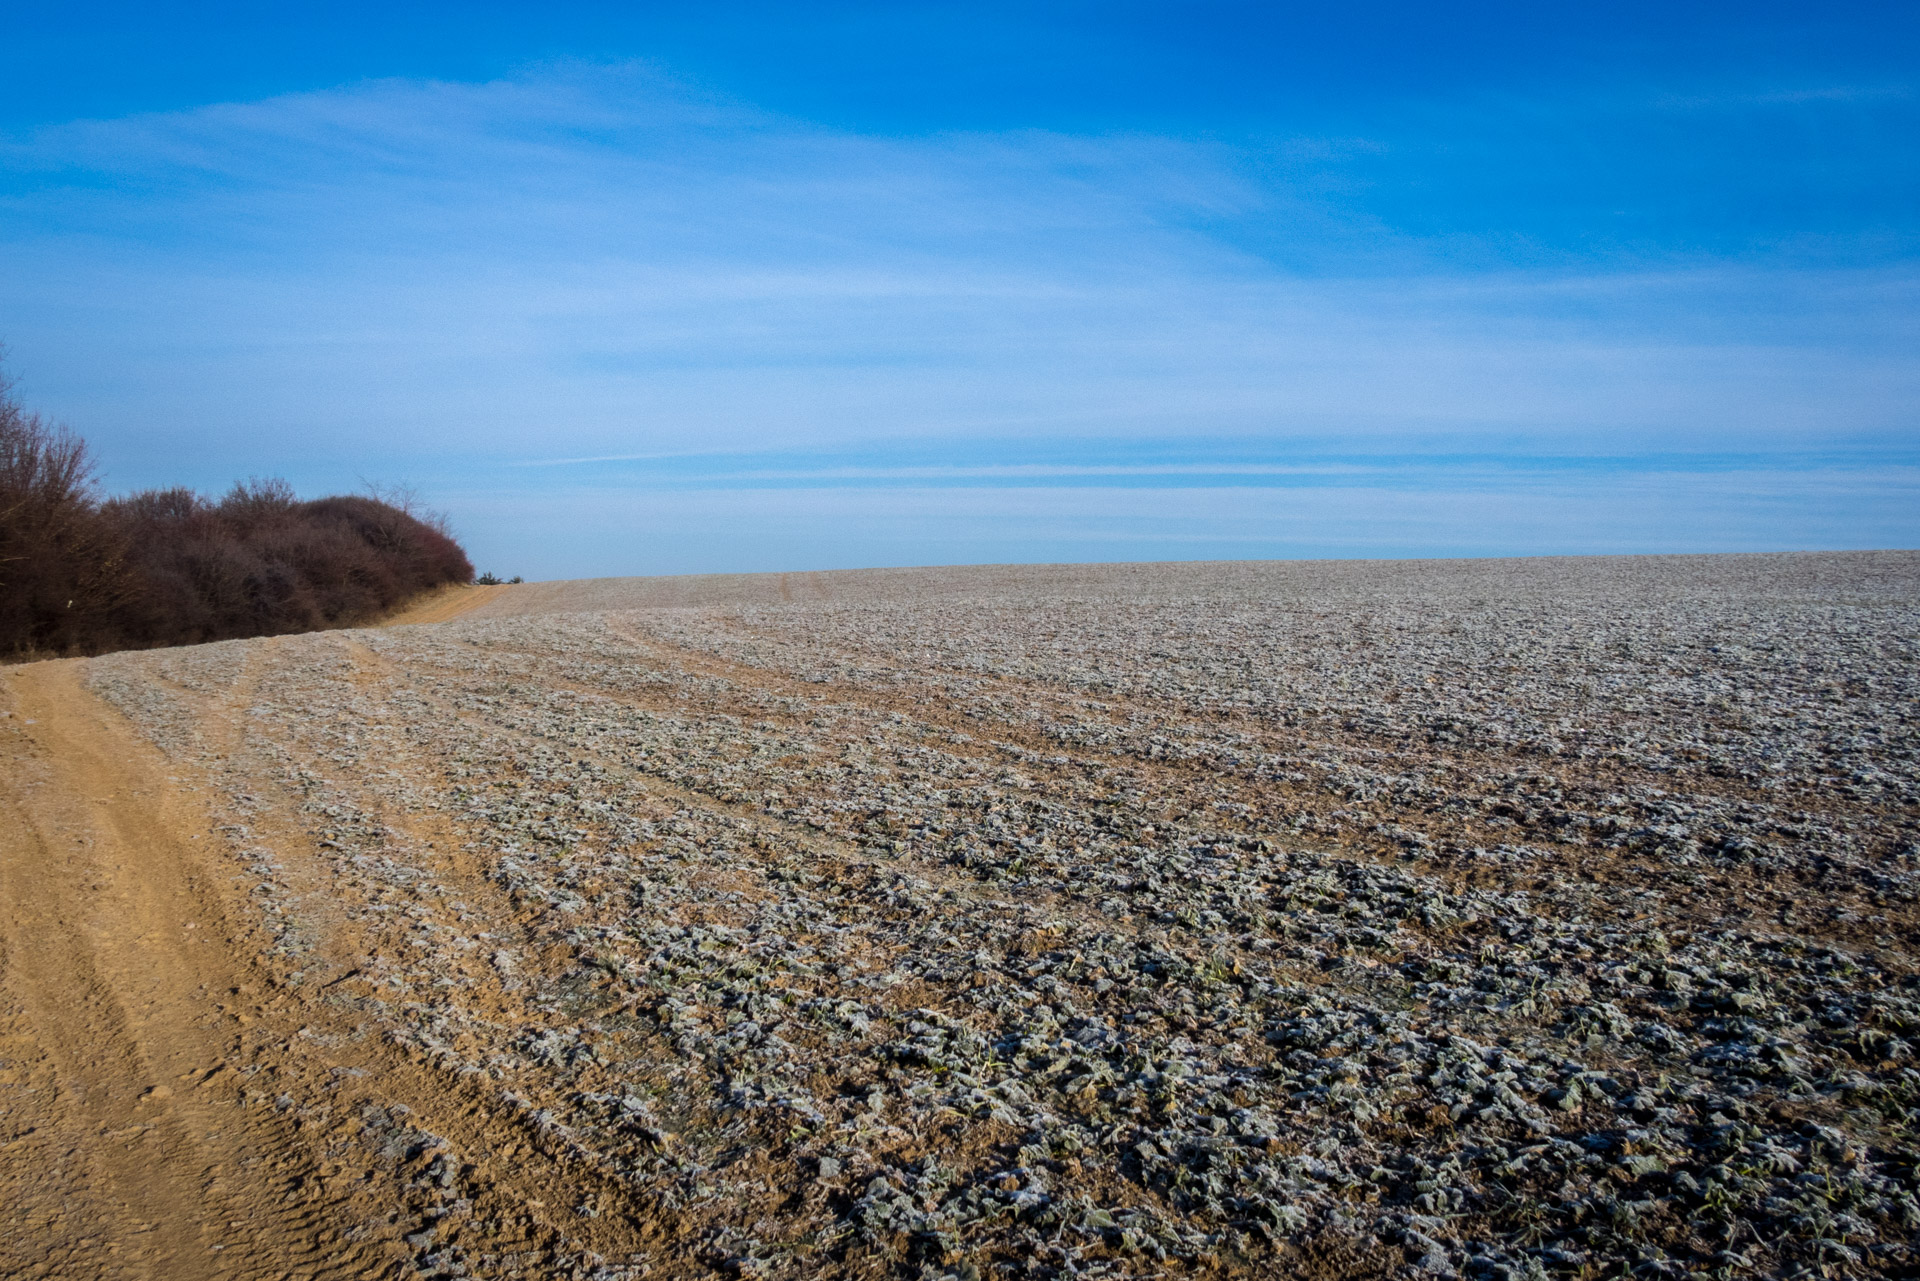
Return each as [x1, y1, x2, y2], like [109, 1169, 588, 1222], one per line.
[101, 481, 474, 649]
[0, 354, 474, 656]
[0, 357, 136, 654]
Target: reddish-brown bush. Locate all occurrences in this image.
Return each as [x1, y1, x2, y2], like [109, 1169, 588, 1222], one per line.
[98, 481, 474, 649]
[1, 369, 473, 657]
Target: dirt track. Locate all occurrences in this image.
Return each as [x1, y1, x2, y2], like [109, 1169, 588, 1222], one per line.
[0, 648, 670, 1279]
[378, 584, 509, 628]
[0, 659, 360, 1278]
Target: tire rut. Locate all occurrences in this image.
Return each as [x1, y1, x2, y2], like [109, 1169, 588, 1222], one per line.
[0, 660, 376, 1280]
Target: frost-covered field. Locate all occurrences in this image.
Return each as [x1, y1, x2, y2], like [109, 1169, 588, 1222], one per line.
[87, 552, 1920, 1279]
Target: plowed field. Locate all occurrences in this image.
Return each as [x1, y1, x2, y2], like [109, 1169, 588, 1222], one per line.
[3, 553, 1917, 1280]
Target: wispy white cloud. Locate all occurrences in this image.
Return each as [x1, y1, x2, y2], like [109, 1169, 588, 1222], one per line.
[1652, 83, 1913, 111]
[0, 61, 1914, 568]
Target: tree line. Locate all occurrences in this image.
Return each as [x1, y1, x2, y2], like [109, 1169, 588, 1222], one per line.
[1, 365, 473, 657]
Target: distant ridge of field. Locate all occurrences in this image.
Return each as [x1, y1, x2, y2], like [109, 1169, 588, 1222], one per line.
[461, 549, 1920, 619]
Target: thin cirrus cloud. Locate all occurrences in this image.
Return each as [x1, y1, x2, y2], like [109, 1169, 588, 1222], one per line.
[0, 58, 1915, 575]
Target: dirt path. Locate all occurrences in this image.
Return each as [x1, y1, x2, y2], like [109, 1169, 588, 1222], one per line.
[0, 660, 376, 1279]
[379, 584, 512, 627]
[0, 654, 694, 1281]
[0, 657, 668, 1280]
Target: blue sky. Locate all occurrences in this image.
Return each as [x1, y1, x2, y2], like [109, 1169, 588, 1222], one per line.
[2, 3, 1915, 577]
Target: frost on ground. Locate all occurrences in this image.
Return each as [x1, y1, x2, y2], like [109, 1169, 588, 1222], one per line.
[85, 552, 1920, 1279]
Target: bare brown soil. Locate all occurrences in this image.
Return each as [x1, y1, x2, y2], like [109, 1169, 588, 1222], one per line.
[380, 584, 514, 628]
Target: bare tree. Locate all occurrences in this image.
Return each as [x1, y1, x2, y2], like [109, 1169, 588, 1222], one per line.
[0, 354, 135, 654]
